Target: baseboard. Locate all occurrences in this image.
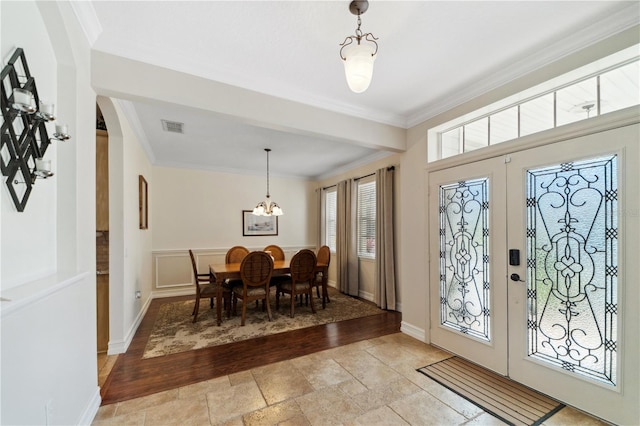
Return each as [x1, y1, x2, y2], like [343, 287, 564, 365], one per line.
[78, 386, 101, 425]
[401, 321, 426, 342]
[358, 289, 374, 302]
[152, 288, 193, 298]
[107, 295, 153, 355]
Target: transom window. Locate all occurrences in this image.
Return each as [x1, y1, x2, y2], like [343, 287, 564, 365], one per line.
[431, 45, 639, 161]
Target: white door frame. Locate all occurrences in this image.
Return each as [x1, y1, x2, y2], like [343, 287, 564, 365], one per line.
[425, 107, 640, 425]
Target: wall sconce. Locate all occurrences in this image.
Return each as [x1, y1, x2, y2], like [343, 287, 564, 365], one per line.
[33, 158, 54, 179]
[1, 48, 70, 211]
[11, 88, 36, 113]
[53, 123, 70, 141]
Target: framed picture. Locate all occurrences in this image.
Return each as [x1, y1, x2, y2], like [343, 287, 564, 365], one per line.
[242, 210, 278, 236]
[139, 175, 148, 229]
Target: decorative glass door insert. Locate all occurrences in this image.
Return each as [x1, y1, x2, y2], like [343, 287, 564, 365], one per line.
[439, 178, 491, 341]
[526, 155, 618, 385]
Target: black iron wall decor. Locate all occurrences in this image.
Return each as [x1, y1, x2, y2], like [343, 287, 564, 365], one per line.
[1, 48, 70, 212]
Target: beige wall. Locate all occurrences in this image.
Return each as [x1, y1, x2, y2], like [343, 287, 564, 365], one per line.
[150, 166, 316, 294]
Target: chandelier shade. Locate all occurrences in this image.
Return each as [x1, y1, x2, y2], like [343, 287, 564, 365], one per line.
[253, 148, 283, 217]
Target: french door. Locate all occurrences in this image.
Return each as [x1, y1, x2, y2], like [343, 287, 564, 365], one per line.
[429, 123, 639, 425]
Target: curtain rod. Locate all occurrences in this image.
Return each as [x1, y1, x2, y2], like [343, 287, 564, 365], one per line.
[322, 165, 396, 188]
[354, 166, 395, 181]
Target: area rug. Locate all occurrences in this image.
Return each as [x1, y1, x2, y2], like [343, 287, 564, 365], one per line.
[143, 288, 384, 359]
[417, 357, 565, 426]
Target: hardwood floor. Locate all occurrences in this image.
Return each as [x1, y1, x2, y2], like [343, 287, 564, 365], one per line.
[100, 295, 402, 405]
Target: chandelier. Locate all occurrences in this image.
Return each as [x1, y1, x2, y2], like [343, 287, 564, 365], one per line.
[252, 148, 283, 216]
[339, 0, 379, 93]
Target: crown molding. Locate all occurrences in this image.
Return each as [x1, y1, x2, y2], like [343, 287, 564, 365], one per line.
[406, 3, 640, 128]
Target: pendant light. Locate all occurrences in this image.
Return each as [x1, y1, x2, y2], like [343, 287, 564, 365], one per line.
[339, 0, 379, 93]
[252, 148, 283, 216]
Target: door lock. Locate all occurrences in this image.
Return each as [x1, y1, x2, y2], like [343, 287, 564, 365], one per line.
[510, 273, 525, 282]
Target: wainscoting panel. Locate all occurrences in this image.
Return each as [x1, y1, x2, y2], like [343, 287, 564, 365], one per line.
[152, 246, 314, 293]
[154, 252, 192, 289]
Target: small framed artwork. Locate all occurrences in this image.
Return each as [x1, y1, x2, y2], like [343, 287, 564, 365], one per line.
[139, 175, 148, 229]
[242, 210, 278, 236]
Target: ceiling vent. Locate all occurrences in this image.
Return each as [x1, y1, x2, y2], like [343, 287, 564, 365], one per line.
[161, 119, 184, 134]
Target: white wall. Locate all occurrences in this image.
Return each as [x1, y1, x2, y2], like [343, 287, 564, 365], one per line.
[1, 0, 58, 288]
[96, 97, 154, 355]
[1, 1, 100, 425]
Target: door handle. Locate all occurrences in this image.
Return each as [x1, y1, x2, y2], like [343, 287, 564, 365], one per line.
[510, 273, 524, 282]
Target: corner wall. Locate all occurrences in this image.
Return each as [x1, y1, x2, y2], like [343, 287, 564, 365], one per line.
[1, 1, 100, 424]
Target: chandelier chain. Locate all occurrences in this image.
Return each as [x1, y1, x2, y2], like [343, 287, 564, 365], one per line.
[266, 148, 270, 198]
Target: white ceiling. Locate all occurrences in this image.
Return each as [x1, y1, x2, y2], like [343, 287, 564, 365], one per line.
[76, 1, 639, 179]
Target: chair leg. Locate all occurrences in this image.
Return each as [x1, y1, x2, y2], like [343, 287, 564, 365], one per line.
[192, 297, 200, 323]
[290, 291, 295, 318]
[309, 288, 316, 314]
[264, 294, 272, 321]
[241, 298, 247, 326]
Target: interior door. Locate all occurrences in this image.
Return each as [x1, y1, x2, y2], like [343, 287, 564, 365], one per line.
[428, 156, 509, 375]
[506, 124, 640, 425]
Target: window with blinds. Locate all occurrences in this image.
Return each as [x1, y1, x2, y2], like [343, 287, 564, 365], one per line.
[357, 180, 376, 258]
[325, 189, 337, 252]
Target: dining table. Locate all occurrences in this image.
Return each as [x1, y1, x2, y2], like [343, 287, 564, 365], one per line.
[209, 258, 330, 309]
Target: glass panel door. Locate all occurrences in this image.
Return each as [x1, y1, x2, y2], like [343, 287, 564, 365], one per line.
[429, 157, 508, 375]
[506, 123, 639, 425]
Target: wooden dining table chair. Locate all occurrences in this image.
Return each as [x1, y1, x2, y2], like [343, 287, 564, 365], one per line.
[312, 245, 331, 307]
[276, 249, 317, 318]
[263, 244, 290, 287]
[189, 249, 228, 325]
[233, 251, 274, 326]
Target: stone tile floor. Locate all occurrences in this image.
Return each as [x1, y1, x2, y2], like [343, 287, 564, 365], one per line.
[93, 333, 606, 425]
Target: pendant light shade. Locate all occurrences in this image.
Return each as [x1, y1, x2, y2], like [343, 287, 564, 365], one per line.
[342, 42, 377, 93]
[253, 148, 283, 217]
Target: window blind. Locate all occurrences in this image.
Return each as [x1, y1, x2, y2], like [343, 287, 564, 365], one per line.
[357, 180, 376, 258]
[325, 189, 337, 252]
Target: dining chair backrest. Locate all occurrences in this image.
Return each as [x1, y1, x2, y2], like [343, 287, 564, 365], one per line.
[189, 249, 198, 280]
[289, 249, 317, 284]
[263, 244, 285, 261]
[316, 245, 330, 266]
[240, 251, 274, 288]
[226, 246, 249, 264]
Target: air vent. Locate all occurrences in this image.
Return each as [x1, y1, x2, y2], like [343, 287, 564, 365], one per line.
[161, 119, 184, 134]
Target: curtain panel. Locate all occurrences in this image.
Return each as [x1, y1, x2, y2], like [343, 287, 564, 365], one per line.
[337, 179, 359, 296]
[375, 167, 397, 309]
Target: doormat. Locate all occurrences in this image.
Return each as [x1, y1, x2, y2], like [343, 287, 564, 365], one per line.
[417, 357, 565, 426]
